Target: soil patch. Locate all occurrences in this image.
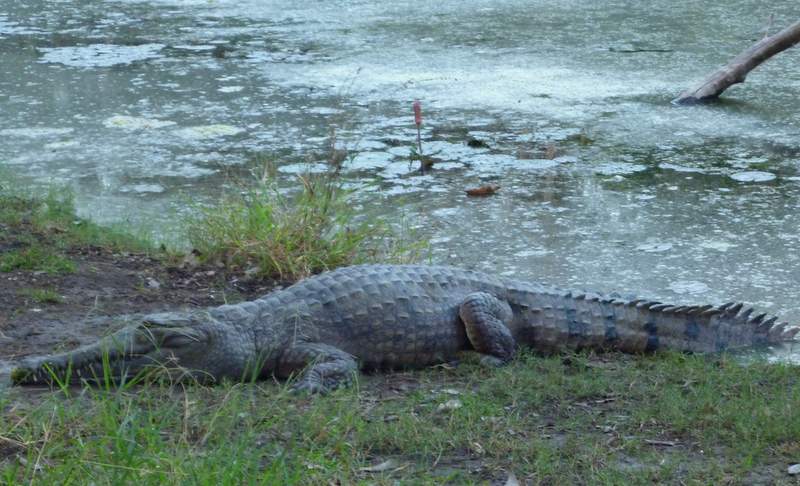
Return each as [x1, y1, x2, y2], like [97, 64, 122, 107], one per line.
[0, 241, 285, 370]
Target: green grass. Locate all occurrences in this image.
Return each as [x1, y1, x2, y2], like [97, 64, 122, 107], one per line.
[0, 185, 153, 276]
[0, 245, 76, 274]
[1, 162, 424, 282]
[2, 351, 799, 485]
[30, 188, 155, 253]
[186, 168, 424, 280]
[0, 182, 156, 271]
[17, 287, 64, 304]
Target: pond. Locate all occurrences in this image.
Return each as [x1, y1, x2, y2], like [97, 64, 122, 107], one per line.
[1, 0, 799, 358]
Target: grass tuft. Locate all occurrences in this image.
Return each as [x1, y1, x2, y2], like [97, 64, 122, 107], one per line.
[0, 179, 155, 258]
[187, 165, 424, 279]
[0, 245, 76, 274]
[18, 287, 64, 304]
[32, 188, 154, 253]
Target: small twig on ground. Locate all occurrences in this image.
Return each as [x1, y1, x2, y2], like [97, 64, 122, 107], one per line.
[644, 439, 679, 447]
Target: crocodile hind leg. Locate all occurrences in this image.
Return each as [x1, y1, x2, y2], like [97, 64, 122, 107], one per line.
[459, 292, 516, 366]
[276, 343, 358, 394]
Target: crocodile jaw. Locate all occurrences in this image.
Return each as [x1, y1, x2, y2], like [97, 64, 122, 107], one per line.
[11, 313, 215, 385]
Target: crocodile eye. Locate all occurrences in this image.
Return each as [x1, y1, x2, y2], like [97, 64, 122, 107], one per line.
[162, 332, 203, 348]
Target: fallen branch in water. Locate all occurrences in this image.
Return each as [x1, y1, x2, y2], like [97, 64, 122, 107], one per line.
[673, 19, 800, 105]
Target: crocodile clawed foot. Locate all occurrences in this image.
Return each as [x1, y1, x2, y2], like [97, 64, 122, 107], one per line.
[290, 380, 331, 395]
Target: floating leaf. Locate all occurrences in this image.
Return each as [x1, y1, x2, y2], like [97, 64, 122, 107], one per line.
[466, 184, 500, 197]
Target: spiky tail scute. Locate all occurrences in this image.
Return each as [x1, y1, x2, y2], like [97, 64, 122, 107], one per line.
[578, 294, 799, 354]
[518, 287, 800, 354]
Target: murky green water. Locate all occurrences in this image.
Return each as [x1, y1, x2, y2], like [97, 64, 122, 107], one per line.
[1, 1, 799, 357]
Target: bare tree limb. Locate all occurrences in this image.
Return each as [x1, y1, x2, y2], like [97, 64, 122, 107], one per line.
[673, 19, 800, 105]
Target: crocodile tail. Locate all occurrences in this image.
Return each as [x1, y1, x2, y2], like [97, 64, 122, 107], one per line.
[588, 298, 799, 353]
[523, 291, 800, 354]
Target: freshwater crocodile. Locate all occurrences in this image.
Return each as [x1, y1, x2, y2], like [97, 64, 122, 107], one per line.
[10, 264, 799, 392]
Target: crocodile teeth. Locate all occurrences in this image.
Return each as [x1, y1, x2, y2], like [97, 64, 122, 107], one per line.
[739, 308, 753, 319]
[718, 302, 735, 311]
[648, 304, 671, 311]
[700, 308, 721, 317]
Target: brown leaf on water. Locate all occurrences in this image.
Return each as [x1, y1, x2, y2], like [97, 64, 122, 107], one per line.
[543, 143, 558, 159]
[465, 184, 500, 197]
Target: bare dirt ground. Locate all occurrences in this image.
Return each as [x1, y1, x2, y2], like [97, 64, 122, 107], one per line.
[0, 241, 284, 374]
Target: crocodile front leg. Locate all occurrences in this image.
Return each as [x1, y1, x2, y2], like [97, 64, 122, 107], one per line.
[276, 343, 358, 394]
[459, 292, 516, 366]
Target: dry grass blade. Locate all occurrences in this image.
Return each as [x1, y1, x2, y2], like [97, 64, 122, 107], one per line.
[358, 459, 397, 472]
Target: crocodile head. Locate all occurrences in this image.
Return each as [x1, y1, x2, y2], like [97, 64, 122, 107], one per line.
[11, 311, 260, 386]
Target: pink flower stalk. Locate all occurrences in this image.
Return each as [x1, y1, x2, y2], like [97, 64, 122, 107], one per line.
[411, 100, 426, 169]
[413, 100, 423, 158]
